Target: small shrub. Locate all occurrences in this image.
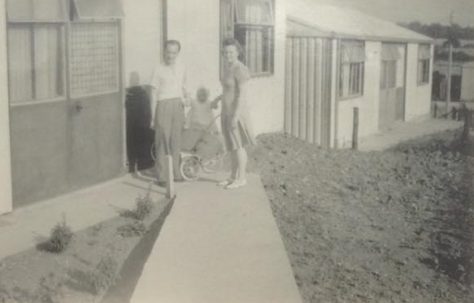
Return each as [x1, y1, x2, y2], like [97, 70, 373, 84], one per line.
[133, 195, 154, 220]
[87, 255, 119, 295]
[117, 221, 147, 237]
[42, 216, 73, 253]
[121, 184, 154, 221]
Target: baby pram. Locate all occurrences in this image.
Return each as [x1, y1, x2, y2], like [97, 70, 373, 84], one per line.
[151, 115, 225, 181]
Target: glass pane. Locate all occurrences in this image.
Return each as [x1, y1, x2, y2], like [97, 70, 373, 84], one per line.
[235, 0, 273, 25]
[7, 25, 34, 103]
[7, 0, 66, 21]
[33, 25, 63, 100]
[418, 44, 431, 59]
[340, 40, 365, 63]
[70, 23, 120, 96]
[235, 26, 269, 74]
[73, 0, 124, 19]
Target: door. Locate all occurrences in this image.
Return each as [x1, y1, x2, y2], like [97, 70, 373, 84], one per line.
[6, 2, 124, 207]
[379, 43, 406, 130]
[68, 22, 123, 190]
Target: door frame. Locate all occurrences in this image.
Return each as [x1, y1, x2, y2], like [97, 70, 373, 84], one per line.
[0, 0, 13, 215]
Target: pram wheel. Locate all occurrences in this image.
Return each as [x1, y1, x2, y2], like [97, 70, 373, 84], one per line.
[180, 155, 201, 181]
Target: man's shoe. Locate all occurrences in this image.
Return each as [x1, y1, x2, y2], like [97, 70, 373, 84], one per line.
[154, 180, 167, 187]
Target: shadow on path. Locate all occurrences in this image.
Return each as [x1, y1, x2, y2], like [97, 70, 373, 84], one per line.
[101, 197, 176, 303]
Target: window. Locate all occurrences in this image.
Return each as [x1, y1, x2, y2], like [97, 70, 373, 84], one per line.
[69, 23, 120, 97]
[380, 60, 397, 89]
[220, 0, 275, 76]
[418, 44, 431, 85]
[6, 0, 66, 104]
[380, 44, 401, 90]
[339, 40, 365, 99]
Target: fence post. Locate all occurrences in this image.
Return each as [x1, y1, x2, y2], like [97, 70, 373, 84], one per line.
[166, 155, 175, 199]
[462, 106, 471, 142]
[352, 107, 359, 150]
[433, 103, 438, 118]
[452, 107, 457, 120]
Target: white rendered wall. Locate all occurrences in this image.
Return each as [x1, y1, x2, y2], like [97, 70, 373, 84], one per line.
[122, 0, 163, 86]
[404, 43, 433, 120]
[461, 65, 474, 101]
[0, 0, 13, 214]
[337, 41, 381, 148]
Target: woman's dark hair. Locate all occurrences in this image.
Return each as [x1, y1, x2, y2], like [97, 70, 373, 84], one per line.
[223, 38, 245, 61]
[165, 39, 181, 51]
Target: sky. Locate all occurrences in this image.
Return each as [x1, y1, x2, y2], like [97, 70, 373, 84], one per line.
[313, 0, 474, 26]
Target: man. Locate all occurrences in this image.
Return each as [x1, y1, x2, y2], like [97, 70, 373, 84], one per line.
[150, 40, 188, 185]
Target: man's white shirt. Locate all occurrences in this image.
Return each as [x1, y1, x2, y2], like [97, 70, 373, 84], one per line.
[150, 60, 187, 102]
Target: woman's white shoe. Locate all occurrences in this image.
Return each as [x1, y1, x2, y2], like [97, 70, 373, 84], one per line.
[224, 179, 247, 189]
[217, 179, 233, 187]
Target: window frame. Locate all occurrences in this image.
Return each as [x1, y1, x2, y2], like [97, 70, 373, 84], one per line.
[417, 58, 430, 86]
[417, 44, 431, 86]
[220, 0, 275, 77]
[338, 40, 365, 100]
[380, 59, 397, 90]
[68, 20, 121, 99]
[6, 21, 67, 106]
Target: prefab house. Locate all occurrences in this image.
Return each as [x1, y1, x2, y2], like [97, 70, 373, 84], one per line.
[0, 0, 433, 214]
[433, 60, 474, 102]
[284, 1, 434, 148]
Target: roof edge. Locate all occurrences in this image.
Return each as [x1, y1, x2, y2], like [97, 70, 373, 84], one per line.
[286, 16, 434, 44]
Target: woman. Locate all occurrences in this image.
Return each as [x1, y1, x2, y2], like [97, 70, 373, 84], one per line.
[212, 38, 255, 189]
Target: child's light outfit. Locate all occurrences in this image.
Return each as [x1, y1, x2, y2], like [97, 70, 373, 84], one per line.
[182, 100, 223, 158]
[186, 100, 218, 133]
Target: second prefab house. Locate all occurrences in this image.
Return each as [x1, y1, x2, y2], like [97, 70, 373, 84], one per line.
[284, 0, 434, 148]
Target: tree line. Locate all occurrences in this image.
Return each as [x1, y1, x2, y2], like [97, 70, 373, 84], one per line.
[399, 21, 474, 40]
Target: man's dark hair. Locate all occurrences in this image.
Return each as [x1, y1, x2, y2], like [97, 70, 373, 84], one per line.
[165, 40, 181, 51]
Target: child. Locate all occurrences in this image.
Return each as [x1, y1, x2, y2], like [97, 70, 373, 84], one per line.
[185, 86, 218, 133]
[181, 87, 223, 157]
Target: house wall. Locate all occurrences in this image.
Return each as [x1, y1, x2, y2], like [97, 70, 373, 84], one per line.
[336, 41, 381, 148]
[404, 43, 433, 120]
[167, 0, 287, 135]
[0, 0, 13, 215]
[122, 0, 163, 87]
[461, 65, 474, 101]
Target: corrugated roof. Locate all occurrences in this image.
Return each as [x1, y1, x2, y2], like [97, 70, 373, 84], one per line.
[287, 0, 433, 43]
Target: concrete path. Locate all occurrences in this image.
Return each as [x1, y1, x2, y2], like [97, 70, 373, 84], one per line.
[359, 118, 463, 151]
[130, 173, 303, 303]
[0, 174, 166, 260]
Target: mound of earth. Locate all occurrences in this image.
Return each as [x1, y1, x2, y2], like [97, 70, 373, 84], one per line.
[248, 130, 473, 303]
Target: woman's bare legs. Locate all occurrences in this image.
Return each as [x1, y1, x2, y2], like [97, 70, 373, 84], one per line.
[225, 147, 247, 189]
[236, 147, 247, 182]
[218, 151, 238, 186]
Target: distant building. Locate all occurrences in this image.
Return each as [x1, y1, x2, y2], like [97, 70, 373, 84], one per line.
[433, 60, 474, 102]
[0, 0, 434, 213]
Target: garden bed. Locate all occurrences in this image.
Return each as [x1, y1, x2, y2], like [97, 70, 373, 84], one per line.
[248, 129, 474, 303]
[0, 194, 173, 303]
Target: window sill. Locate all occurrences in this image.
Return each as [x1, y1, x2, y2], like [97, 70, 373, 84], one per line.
[10, 96, 67, 107]
[417, 81, 430, 87]
[338, 94, 364, 101]
[250, 72, 274, 79]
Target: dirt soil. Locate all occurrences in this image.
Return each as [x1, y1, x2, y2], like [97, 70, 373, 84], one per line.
[0, 196, 170, 303]
[247, 129, 474, 303]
